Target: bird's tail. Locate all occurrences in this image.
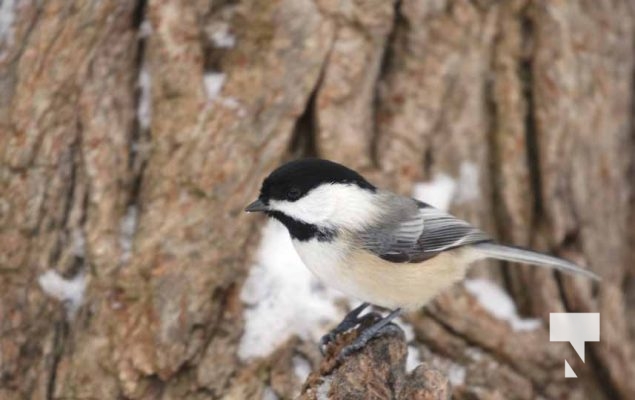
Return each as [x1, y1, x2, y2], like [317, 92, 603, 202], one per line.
[472, 242, 600, 281]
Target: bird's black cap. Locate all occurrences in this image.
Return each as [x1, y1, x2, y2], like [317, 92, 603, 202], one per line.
[258, 158, 375, 203]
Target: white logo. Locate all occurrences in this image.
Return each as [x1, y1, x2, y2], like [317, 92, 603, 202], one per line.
[549, 313, 600, 378]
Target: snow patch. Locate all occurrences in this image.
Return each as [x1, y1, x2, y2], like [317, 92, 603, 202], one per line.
[412, 174, 456, 212]
[423, 351, 467, 386]
[406, 345, 422, 372]
[447, 363, 467, 386]
[464, 278, 541, 331]
[218, 96, 244, 114]
[119, 205, 138, 264]
[455, 162, 480, 203]
[315, 376, 332, 400]
[262, 386, 279, 400]
[71, 228, 86, 258]
[394, 318, 422, 372]
[209, 24, 236, 48]
[0, 0, 16, 43]
[412, 162, 480, 211]
[204, 73, 226, 101]
[138, 20, 152, 38]
[38, 270, 87, 319]
[203, 73, 246, 115]
[465, 346, 484, 361]
[293, 355, 312, 383]
[395, 317, 415, 342]
[206, 22, 236, 48]
[137, 68, 152, 130]
[0, 0, 15, 62]
[238, 220, 344, 360]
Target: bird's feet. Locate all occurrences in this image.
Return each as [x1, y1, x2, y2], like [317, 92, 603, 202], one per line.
[336, 308, 402, 362]
[320, 302, 372, 352]
[320, 304, 403, 361]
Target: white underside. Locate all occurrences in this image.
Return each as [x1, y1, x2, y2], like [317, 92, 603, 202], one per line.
[292, 238, 481, 310]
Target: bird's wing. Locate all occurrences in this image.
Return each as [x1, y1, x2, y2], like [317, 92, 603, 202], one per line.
[358, 201, 491, 263]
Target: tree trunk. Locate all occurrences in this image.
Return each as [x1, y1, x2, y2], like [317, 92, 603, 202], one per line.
[1, 0, 634, 399]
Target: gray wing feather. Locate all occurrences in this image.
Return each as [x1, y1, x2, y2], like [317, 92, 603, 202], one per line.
[417, 206, 490, 252]
[359, 200, 490, 263]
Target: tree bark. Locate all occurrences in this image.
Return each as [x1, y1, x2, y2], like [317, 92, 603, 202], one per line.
[1, 0, 634, 399]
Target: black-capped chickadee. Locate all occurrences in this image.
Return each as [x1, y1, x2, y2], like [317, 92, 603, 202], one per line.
[245, 158, 599, 358]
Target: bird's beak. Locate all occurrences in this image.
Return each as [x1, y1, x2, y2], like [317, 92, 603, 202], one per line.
[245, 199, 268, 213]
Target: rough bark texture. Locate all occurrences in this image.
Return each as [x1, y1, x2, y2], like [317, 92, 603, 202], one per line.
[299, 327, 450, 400]
[1, 0, 634, 399]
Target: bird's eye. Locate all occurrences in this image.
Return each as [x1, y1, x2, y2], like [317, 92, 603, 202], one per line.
[287, 187, 302, 201]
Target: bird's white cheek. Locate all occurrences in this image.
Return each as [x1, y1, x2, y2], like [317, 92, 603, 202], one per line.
[269, 197, 336, 225]
[268, 184, 379, 229]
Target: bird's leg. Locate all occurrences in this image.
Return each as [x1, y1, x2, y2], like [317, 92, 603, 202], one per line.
[320, 302, 371, 350]
[337, 308, 402, 361]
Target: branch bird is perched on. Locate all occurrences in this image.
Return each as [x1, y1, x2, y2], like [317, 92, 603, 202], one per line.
[245, 158, 600, 358]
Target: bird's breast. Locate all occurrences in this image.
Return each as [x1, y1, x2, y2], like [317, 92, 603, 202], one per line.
[291, 238, 473, 310]
[291, 238, 350, 291]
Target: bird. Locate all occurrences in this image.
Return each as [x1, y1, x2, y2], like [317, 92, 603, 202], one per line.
[245, 158, 599, 359]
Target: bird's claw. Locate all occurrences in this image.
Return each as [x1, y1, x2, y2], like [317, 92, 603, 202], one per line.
[337, 323, 402, 362]
[320, 312, 384, 354]
[319, 303, 371, 354]
[319, 332, 337, 354]
[334, 308, 402, 362]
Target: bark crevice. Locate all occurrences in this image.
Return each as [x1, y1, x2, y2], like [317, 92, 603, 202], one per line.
[290, 86, 319, 158]
[519, 10, 543, 240]
[119, 0, 150, 273]
[45, 321, 68, 400]
[370, 0, 402, 168]
[289, 29, 336, 159]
